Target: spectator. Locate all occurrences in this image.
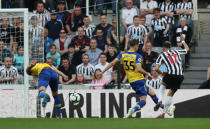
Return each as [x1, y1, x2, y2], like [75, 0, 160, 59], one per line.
[176, 0, 193, 27]
[142, 42, 159, 72]
[76, 73, 85, 84]
[0, 18, 15, 51]
[13, 18, 24, 47]
[13, 46, 24, 75]
[125, 16, 148, 54]
[54, 29, 72, 55]
[94, 28, 107, 52]
[0, 41, 12, 65]
[76, 54, 95, 81]
[56, 0, 69, 22]
[107, 18, 125, 50]
[140, 0, 158, 27]
[44, 10, 63, 41]
[121, 0, 140, 9]
[91, 69, 108, 89]
[44, 28, 54, 55]
[139, 15, 151, 36]
[71, 27, 90, 52]
[93, 14, 112, 38]
[174, 18, 192, 67]
[0, 57, 18, 84]
[58, 58, 76, 85]
[65, 5, 85, 34]
[106, 44, 117, 63]
[46, 44, 61, 68]
[83, 16, 95, 39]
[159, 0, 176, 41]
[33, 0, 51, 26]
[151, 8, 169, 47]
[146, 67, 162, 89]
[85, 38, 103, 66]
[121, 0, 139, 31]
[199, 67, 210, 89]
[95, 53, 113, 82]
[62, 44, 82, 66]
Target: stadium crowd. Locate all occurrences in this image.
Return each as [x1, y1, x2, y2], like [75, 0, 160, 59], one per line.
[0, 0, 194, 89]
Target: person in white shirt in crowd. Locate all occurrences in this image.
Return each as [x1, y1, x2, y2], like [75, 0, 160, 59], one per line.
[76, 53, 95, 82]
[85, 38, 103, 66]
[146, 67, 162, 90]
[83, 16, 95, 39]
[140, 0, 158, 27]
[95, 53, 113, 82]
[33, 0, 50, 27]
[0, 57, 18, 84]
[121, 0, 139, 31]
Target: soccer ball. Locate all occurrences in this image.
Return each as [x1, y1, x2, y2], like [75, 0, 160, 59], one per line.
[69, 93, 80, 104]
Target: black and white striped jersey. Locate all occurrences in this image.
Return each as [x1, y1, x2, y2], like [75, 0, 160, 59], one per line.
[83, 24, 95, 39]
[159, 1, 176, 24]
[151, 17, 168, 32]
[177, 1, 193, 19]
[127, 24, 148, 44]
[76, 63, 95, 79]
[0, 65, 18, 84]
[146, 76, 162, 89]
[156, 49, 187, 75]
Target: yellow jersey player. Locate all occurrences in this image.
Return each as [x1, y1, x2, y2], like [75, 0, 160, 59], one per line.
[102, 40, 163, 118]
[26, 60, 68, 118]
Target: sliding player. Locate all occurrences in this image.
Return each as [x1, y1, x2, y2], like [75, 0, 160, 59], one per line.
[154, 35, 189, 117]
[26, 60, 68, 118]
[102, 39, 163, 118]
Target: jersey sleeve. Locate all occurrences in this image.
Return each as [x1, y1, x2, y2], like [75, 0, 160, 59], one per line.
[116, 53, 122, 60]
[136, 54, 142, 64]
[156, 55, 163, 65]
[177, 49, 187, 55]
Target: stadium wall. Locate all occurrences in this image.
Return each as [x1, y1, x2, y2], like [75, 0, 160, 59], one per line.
[0, 89, 210, 118]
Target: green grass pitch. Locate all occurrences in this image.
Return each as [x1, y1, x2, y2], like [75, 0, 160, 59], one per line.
[0, 118, 209, 129]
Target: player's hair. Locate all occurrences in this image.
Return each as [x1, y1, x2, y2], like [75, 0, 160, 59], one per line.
[153, 8, 161, 13]
[163, 41, 172, 49]
[133, 15, 140, 20]
[50, 44, 56, 49]
[68, 44, 75, 48]
[100, 53, 107, 58]
[129, 39, 139, 47]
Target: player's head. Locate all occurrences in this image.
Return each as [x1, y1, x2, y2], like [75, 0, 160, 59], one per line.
[26, 60, 37, 75]
[133, 15, 140, 26]
[129, 39, 139, 52]
[162, 41, 172, 52]
[4, 57, 12, 68]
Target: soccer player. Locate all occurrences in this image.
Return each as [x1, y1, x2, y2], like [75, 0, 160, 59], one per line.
[26, 60, 68, 118]
[154, 35, 189, 117]
[102, 39, 163, 118]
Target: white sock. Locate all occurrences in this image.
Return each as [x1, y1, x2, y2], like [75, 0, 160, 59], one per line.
[159, 85, 166, 102]
[164, 96, 172, 113]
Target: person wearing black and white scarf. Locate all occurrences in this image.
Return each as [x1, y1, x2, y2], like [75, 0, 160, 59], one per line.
[175, 17, 192, 66]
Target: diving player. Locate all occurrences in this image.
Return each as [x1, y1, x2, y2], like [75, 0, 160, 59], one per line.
[102, 39, 163, 118]
[26, 60, 68, 118]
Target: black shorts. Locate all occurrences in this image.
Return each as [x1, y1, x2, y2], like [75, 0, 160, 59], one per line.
[162, 74, 184, 92]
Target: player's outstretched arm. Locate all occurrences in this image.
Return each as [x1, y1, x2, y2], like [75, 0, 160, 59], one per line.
[26, 60, 37, 75]
[136, 63, 151, 78]
[102, 58, 119, 74]
[53, 68, 68, 81]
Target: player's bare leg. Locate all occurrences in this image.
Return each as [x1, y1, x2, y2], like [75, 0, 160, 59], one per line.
[126, 96, 147, 118]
